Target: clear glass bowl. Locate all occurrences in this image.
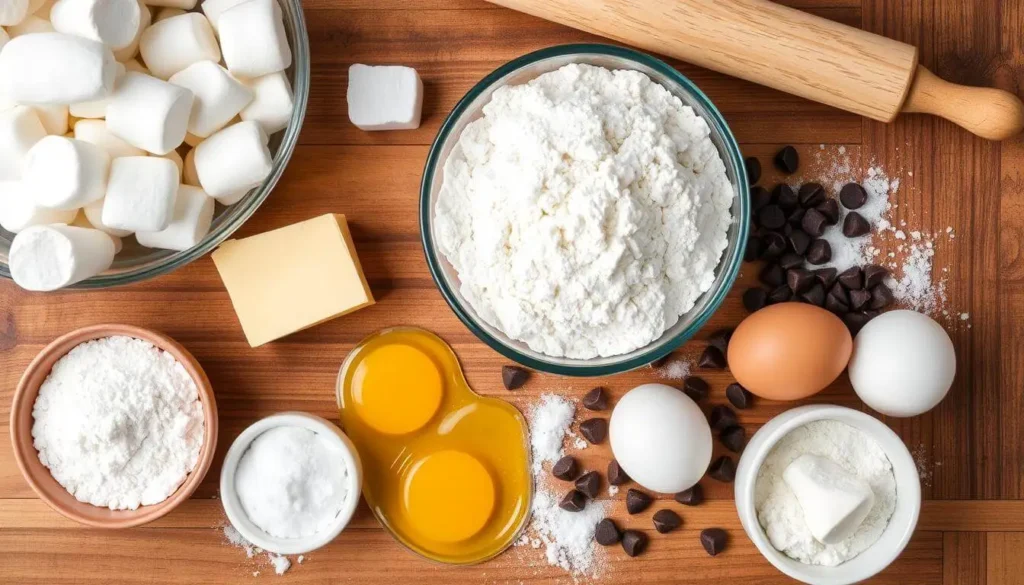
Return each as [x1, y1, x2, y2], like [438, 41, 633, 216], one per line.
[420, 44, 750, 377]
[0, 0, 310, 288]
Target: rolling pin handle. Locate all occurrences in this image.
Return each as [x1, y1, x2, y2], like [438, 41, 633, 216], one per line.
[903, 65, 1024, 141]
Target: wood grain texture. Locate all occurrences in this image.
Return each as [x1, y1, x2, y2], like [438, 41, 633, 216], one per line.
[1, 0, 1023, 583]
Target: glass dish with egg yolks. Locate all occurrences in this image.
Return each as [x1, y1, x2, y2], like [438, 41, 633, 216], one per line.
[336, 327, 532, 564]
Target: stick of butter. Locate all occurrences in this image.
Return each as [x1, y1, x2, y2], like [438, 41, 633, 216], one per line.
[213, 213, 374, 347]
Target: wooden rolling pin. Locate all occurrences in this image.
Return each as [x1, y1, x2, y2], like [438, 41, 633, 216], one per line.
[487, 0, 1024, 141]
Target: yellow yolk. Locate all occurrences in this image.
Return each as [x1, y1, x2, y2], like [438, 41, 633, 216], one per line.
[350, 343, 442, 435]
[403, 450, 495, 543]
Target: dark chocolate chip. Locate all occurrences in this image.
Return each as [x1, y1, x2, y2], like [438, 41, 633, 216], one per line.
[798, 183, 826, 208]
[824, 293, 849, 314]
[750, 186, 772, 212]
[708, 456, 736, 482]
[773, 184, 799, 210]
[767, 285, 792, 304]
[674, 483, 704, 506]
[762, 231, 787, 258]
[582, 387, 608, 411]
[800, 283, 826, 306]
[700, 528, 728, 556]
[828, 282, 849, 305]
[709, 404, 738, 431]
[559, 490, 586, 512]
[743, 287, 768, 312]
[501, 365, 530, 390]
[708, 328, 733, 353]
[698, 345, 727, 369]
[849, 288, 872, 311]
[621, 530, 648, 557]
[870, 283, 894, 309]
[720, 425, 746, 453]
[726, 383, 754, 409]
[759, 263, 785, 288]
[838, 266, 864, 290]
[787, 268, 815, 294]
[779, 253, 804, 271]
[805, 239, 832, 265]
[840, 183, 868, 209]
[575, 471, 601, 499]
[788, 229, 811, 255]
[774, 146, 799, 174]
[595, 518, 621, 546]
[843, 311, 871, 335]
[683, 376, 710, 401]
[552, 456, 579, 481]
[608, 460, 630, 486]
[787, 207, 806, 228]
[843, 211, 871, 237]
[744, 157, 762, 185]
[626, 488, 653, 514]
[744, 236, 764, 262]
[814, 267, 838, 289]
[758, 204, 786, 230]
[816, 199, 840, 225]
[653, 509, 683, 534]
[579, 418, 608, 444]
[863, 264, 889, 289]
[801, 207, 828, 238]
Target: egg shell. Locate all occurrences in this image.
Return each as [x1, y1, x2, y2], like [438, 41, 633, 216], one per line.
[727, 303, 852, 401]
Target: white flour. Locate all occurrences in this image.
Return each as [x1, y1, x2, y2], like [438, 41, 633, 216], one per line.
[32, 336, 205, 510]
[436, 63, 734, 359]
[754, 420, 897, 566]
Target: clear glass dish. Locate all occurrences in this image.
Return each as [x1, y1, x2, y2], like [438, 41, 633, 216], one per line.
[420, 44, 750, 377]
[0, 0, 310, 288]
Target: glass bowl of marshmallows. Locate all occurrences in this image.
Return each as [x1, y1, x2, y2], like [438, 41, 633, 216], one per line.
[0, 0, 309, 290]
[420, 44, 750, 376]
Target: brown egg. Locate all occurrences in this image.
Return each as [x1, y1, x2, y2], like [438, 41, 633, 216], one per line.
[727, 303, 852, 401]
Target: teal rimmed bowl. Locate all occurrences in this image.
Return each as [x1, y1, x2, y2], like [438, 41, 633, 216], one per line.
[420, 44, 749, 377]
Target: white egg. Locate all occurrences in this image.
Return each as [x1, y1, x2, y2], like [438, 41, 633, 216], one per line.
[609, 383, 712, 494]
[848, 310, 956, 417]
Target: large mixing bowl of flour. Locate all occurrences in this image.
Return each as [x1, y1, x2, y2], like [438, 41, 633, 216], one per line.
[420, 44, 749, 376]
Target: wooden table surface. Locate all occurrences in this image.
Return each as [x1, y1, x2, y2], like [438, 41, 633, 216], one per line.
[3, 0, 1024, 583]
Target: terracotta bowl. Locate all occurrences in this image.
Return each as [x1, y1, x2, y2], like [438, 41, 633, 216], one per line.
[9, 324, 219, 528]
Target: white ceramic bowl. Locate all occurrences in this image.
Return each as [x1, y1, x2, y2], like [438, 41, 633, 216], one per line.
[220, 412, 363, 555]
[735, 405, 921, 585]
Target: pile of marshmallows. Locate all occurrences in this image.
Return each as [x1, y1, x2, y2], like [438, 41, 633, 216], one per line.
[0, 0, 295, 291]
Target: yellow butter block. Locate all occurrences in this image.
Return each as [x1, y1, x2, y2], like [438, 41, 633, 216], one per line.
[212, 213, 375, 347]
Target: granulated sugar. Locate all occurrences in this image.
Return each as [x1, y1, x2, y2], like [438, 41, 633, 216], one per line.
[658, 358, 692, 380]
[222, 524, 296, 577]
[528, 394, 580, 474]
[889, 241, 945, 313]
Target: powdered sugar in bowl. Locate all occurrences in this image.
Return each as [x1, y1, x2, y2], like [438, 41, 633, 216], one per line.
[420, 44, 750, 376]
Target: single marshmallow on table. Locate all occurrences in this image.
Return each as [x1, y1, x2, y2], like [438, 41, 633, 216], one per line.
[194, 120, 271, 202]
[24, 135, 111, 210]
[74, 119, 146, 158]
[0, 179, 77, 233]
[70, 62, 128, 120]
[169, 61, 253, 138]
[782, 453, 876, 545]
[0, 106, 47, 180]
[240, 71, 293, 135]
[9, 224, 116, 290]
[32, 105, 69, 136]
[112, 1, 151, 62]
[5, 14, 52, 37]
[154, 7, 185, 22]
[219, 0, 291, 80]
[50, 0, 141, 50]
[200, 0, 247, 33]
[106, 72, 194, 155]
[347, 64, 423, 131]
[83, 198, 131, 237]
[102, 156, 179, 232]
[0, 0, 28, 26]
[136, 184, 213, 251]
[139, 12, 220, 80]
[0, 33, 117, 105]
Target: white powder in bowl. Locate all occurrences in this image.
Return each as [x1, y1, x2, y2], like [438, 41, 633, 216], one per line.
[435, 63, 734, 359]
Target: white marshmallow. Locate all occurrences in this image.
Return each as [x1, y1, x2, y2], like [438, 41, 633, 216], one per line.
[70, 209, 123, 252]
[0, 179, 76, 233]
[219, 0, 290, 79]
[160, 148, 183, 178]
[347, 64, 423, 131]
[0, 0, 28, 26]
[82, 198, 131, 237]
[138, 12, 219, 80]
[74, 118, 146, 157]
[121, 57, 149, 74]
[0, 106, 47, 180]
[169, 60, 252, 138]
[145, 0, 197, 7]
[5, 14, 52, 37]
[783, 454, 876, 545]
[153, 6, 184, 22]
[102, 156, 179, 231]
[112, 1, 150, 62]
[50, 0, 140, 50]
[0, 33, 117, 105]
[32, 104, 69, 135]
[9, 224, 115, 290]
[135, 183, 212, 251]
[239, 71, 292, 135]
[193, 120, 269, 201]
[106, 72, 194, 154]
[70, 62, 127, 119]
[24, 135, 111, 209]
[200, 0, 246, 33]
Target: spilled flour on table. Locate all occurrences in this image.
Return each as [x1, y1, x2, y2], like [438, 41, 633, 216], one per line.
[222, 524, 298, 577]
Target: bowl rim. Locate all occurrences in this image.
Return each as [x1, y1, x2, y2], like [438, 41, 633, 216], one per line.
[9, 324, 219, 528]
[734, 404, 922, 585]
[219, 412, 364, 555]
[419, 43, 750, 376]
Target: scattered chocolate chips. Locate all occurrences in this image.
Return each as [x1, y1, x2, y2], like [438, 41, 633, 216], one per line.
[762, 231, 787, 258]
[652, 509, 683, 534]
[798, 183, 826, 208]
[579, 418, 608, 444]
[800, 207, 828, 238]
[774, 145, 799, 174]
[626, 488, 653, 514]
[870, 283, 894, 309]
[805, 239, 832, 265]
[849, 288, 872, 311]
[778, 253, 804, 271]
[745, 156, 762, 185]
[708, 328, 733, 353]
[840, 182, 868, 209]
[824, 293, 849, 314]
[773, 184, 799, 210]
[552, 456, 579, 481]
[759, 263, 785, 288]
[720, 425, 746, 453]
[800, 282, 826, 306]
[787, 268, 815, 294]
[582, 387, 608, 411]
[757, 204, 786, 230]
[501, 365, 530, 390]
[575, 471, 601, 499]
[838, 266, 863, 290]
[559, 490, 587, 512]
[788, 230, 810, 255]
[698, 345, 727, 369]
[621, 530, 648, 557]
[683, 376, 710, 401]
[863, 264, 889, 288]
[674, 483, 704, 506]
[744, 236, 764, 262]
[700, 528, 728, 556]
[843, 211, 871, 237]
[608, 460, 630, 486]
[828, 282, 849, 306]
[709, 404, 738, 431]
[708, 456, 736, 482]
[814, 267, 838, 289]
[750, 185, 772, 212]
[743, 287, 768, 312]
[767, 285, 792, 304]
[816, 199, 840, 225]
[843, 311, 872, 335]
[726, 383, 753, 409]
[595, 518, 621, 546]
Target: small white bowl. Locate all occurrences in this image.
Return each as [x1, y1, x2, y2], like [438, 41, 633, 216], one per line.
[220, 412, 363, 555]
[735, 405, 921, 585]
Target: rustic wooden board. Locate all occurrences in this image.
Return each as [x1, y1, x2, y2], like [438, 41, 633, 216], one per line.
[1, 0, 1022, 583]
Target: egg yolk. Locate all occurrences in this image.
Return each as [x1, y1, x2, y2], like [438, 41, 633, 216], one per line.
[350, 344, 442, 435]
[402, 450, 495, 543]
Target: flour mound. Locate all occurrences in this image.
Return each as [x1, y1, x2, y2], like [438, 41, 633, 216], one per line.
[436, 64, 734, 359]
